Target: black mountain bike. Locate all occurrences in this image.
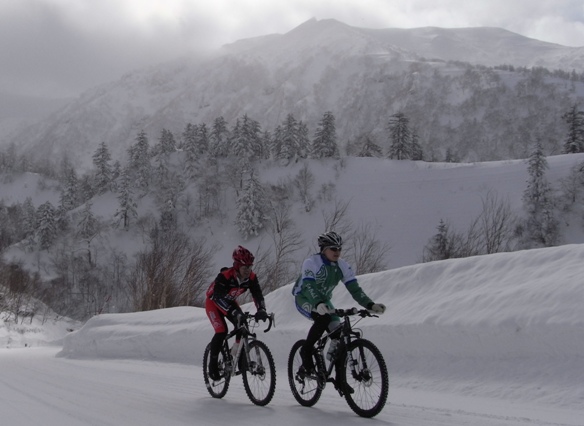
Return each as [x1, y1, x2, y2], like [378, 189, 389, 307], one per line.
[203, 312, 276, 406]
[287, 308, 389, 418]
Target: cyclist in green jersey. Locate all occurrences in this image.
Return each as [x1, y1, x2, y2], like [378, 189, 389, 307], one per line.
[291, 231, 386, 374]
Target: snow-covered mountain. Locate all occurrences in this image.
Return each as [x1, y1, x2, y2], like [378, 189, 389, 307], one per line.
[8, 18, 584, 170]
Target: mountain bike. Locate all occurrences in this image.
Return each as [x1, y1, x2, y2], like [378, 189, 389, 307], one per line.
[287, 308, 389, 418]
[203, 311, 276, 406]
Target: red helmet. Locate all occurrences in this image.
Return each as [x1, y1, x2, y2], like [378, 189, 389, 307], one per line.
[232, 245, 255, 268]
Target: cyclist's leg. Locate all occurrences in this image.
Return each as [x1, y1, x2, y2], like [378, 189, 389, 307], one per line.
[205, 299, 228, 380]
[300, 312, 330, 372]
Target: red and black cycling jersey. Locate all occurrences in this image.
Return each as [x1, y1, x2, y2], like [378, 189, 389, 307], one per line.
[206, 267, 266, 314]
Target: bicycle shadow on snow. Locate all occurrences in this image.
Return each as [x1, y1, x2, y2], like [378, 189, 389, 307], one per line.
[190, 395, 394, 425]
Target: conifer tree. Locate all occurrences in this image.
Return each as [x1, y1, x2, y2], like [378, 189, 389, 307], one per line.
[279, 114, 300, 162]
[411, 128, 424, 161]
[182, 123, 199, 180]
[159, 199, 176, 233]
[232, 115, 261, 162]
[297, 121, 310, 159]
[387, 112, 412, 160]
[77, 201, 99, 241]
[210, 116, 230, 157]
[522, 141, 559, 247]
[59, 166, 79, 212]
[156, 128, 176, 156]
[235, 171, 266, 239]
[22, 197, 37, 249]
[77, 201, 99, 265]
[110, 160, 121, 193]
[114, 168, 138, 230]
[422, 219, 456, 261]
[358, 135, 383, 158]
[36, 201, 57, 250]
[260, 130, 272, 160]
[562, 104, 584, 153]
[128, 130, 151, 190]
[197, 123, 210, 155]
[271, 124, 284, 159]
[92, 141, 112, 194]
[182, 123, 197, 158]
[311, 111, 339, 158]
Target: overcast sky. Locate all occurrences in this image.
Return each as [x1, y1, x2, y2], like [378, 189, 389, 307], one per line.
[2, 0, 584, 98]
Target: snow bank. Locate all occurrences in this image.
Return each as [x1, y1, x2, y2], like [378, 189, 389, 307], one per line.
[58, 244, 584, 410]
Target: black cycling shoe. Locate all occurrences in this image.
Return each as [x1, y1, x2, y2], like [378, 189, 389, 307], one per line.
[297, 365, 315, 379]
[208, 361, 221, 381]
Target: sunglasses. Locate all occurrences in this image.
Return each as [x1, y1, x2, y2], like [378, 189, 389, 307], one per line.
[327, 246, 342, 252]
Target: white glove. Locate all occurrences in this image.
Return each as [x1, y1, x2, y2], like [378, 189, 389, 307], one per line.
[315, 303, 330, 315]
[370, 303, 386, 314]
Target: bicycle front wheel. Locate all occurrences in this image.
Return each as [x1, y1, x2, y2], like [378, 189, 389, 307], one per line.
[287, 339, 322, 407]
[340, 338, 389, 418]
[202, 342, 231, 399]
[241, 340, 276, 406]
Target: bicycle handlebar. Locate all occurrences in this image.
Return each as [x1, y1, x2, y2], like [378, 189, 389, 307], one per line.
[332, 308, 378, 318]
[243, 311, 276, 333]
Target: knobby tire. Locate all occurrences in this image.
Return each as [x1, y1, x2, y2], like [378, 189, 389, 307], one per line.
[203, 342, 231, 399]
[287, 339, 323, 407]
[241, 340, 277, 406]
[339, 338, 389, 418]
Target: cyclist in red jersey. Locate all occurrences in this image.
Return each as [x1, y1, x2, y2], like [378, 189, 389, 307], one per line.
[205, 246, 268, 381]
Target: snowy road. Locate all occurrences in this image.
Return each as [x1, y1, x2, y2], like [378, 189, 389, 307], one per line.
[0, 347, 581, 426]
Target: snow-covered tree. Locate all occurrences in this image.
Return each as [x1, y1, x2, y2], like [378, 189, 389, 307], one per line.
[197, 123, 210, 155]
[77, 201, 99, 241]
[92, 141, 112, 194]
[297, 121, 310, 159]
[36, 201, 57, 250]
[128, 130, 151, 190]
[22, 197, 37, 250]
[562, 104, 584, 153]
[311, 111, 339, 158]
[387, 112, 412, 160]
[235, 171, 266, 239]
[422, 219, 458, 261]
[159, 199, 176, 233]
[76, 201, 100, 265]
[278, 114, 300, 162]
[521, 141, 559, 247]
[411, 128, 424, 161]
[358, 135, 383, 158]
[59, 166, 79, 212]
[114, 168, 138, 230]
[210, 116, 230, 158]
[232, 115, 262, 162]
[155, 128, 176, 156]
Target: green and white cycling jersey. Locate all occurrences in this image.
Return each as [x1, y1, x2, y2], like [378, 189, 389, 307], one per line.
[292, 253, 373, 314]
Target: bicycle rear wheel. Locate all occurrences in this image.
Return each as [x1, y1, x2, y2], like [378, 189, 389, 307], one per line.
[339, 338, 389, 418]
[241, 340, 276, 406]
[202, 342, 231, 398]
[287, 339, 322, 407]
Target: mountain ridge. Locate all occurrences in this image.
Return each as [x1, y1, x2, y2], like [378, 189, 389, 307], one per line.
[7, 19, 584, 170]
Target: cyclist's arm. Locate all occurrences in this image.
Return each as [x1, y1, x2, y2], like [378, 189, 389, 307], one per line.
[249, 274, 267, 311]
[339, 259, 374, 308]
[345, 281, 374, 308]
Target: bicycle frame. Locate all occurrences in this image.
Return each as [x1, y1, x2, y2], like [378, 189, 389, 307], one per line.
[315, 308, 367, 380]
[223, 312, 274, 377]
